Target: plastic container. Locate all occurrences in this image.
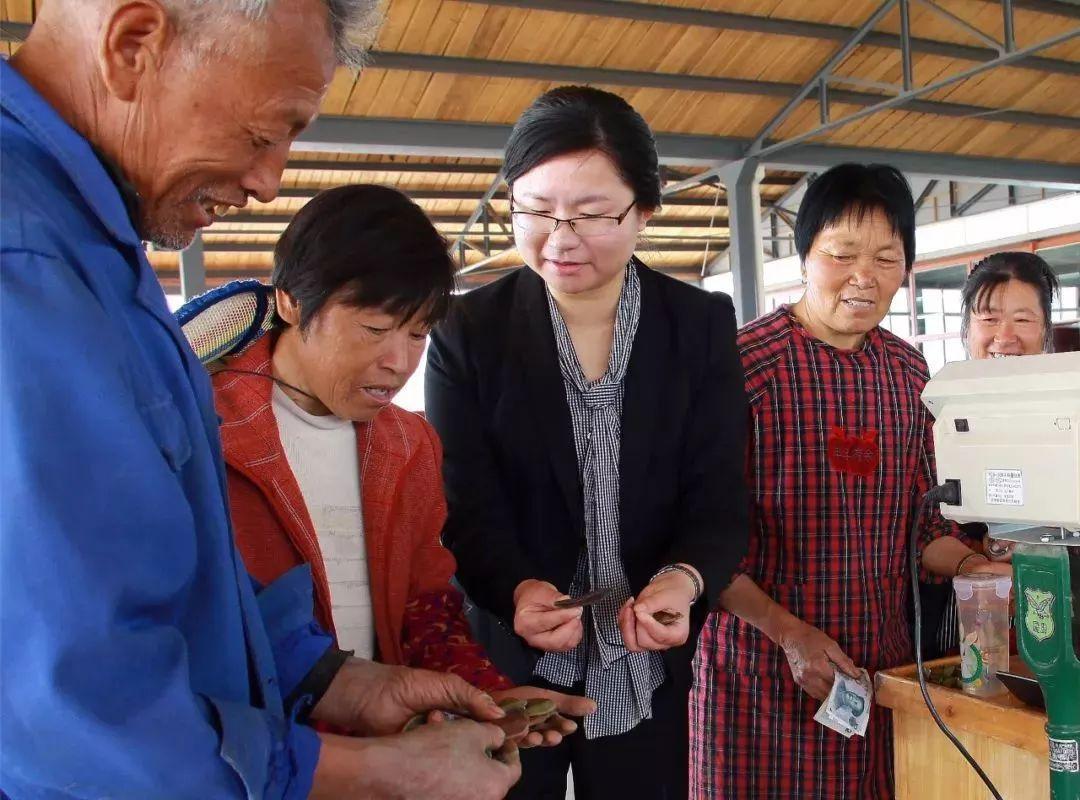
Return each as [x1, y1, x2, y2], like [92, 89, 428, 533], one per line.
[952, 574, 1012, 697]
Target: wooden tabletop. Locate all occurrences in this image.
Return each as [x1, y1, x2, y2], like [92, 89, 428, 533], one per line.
[875, 657, 1049, 755]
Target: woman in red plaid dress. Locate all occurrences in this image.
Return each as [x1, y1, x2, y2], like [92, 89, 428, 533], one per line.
[690, 164, 1011, 799]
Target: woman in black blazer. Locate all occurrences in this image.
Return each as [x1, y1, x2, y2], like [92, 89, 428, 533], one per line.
[426, 86, 749, 800]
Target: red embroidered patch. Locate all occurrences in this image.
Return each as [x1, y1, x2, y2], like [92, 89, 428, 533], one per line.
[828, 427, 880, 478]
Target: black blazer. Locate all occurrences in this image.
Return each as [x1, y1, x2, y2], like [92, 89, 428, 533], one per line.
[426, 261, 749, 679]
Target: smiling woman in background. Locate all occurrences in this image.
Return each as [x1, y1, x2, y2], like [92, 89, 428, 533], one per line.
[918, 250, 1061, 659]
[963, 251, 1061, 360]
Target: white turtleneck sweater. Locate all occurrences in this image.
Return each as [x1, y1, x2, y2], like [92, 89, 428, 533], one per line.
[271, 385, 374, 659]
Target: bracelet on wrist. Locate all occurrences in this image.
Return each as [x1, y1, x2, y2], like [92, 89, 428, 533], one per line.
[652, 564, 702, 602]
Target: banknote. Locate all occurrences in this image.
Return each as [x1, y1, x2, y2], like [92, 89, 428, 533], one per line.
[551, 588, 612, 609]
[815, 668, 872, 738]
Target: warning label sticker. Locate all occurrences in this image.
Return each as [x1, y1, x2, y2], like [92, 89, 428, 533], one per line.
[986, 469, 1024, 506]
[1049, 738, 1079, 774]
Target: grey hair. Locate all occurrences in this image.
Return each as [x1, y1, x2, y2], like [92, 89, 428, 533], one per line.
[167, 0, 381, 69]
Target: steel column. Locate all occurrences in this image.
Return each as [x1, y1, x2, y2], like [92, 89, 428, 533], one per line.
[1003, 0, 1016, 52]
[900, 0, 914, 90]
[718, 159, 764, 324]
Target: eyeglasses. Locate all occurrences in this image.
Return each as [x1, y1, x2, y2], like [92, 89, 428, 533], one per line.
[510, 199, 636, 238]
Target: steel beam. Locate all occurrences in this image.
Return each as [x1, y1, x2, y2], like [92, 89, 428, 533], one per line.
[295, 117, 1080, 189]
[992, 0, 1080, 18]
[769, 205, 798, 228]
[766, 143, 1080, 188]
[219, 212, 485, 225]
[914, 0, 1004, 52]
[454, 262, 702, 281]
[298, 116, 748, 166]
[954, 183, 998, 215]
[216, 213, 739, 229]
[776, 172, 813, 210]
[751, 1, 898, 153]
[287, 158, 501, 174]
[201, 232, 738, 244]
[275, 187, 492, 200]
[715, 159, 764, 323]
[485, 204, 512, 235]
[751, 25, 1080, 158]
[153, 265, 705, 288]
[454, 1, 1080, 76]
[5, 8, 1080, 73]
[450, 173, 504, 267]
[828, 75, 903, 94]
[363, 51, 1080, 131]
[179, 232, 206, 300]
[200, 240, 734, 254]
[914, 179, 939, 212]
[752, 25, 1080, 160]
[273, 184, 735, 207]
[0, 21, 31, 40]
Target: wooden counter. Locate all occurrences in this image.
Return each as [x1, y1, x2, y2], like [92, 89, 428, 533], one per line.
[876, 657, 1049, 799]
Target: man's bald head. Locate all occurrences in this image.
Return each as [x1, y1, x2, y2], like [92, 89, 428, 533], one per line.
[17, 0, 380, 248]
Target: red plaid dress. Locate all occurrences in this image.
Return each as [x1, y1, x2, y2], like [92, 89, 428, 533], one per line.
[690, 307, 963, 799]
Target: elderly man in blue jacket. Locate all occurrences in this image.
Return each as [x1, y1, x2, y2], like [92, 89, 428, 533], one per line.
[0, 1, 523, 798]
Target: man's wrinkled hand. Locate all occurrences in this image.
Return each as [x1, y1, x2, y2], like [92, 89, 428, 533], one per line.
[312, 659, 505, 736]
[312, 720, 520, 800]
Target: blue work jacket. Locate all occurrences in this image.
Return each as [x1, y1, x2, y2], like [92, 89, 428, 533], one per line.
[0, 60, 331, 798]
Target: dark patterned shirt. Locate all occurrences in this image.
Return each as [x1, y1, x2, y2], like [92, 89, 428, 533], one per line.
[691, 306, 966, 799]
[534, 264, 665, 739]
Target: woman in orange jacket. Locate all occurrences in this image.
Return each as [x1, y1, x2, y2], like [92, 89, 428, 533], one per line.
[199, 185, 594, 738]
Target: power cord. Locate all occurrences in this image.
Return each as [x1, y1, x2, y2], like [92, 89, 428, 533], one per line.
[910, 483, 1004, 800]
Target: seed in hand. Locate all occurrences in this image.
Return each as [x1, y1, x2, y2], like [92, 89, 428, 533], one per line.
[652, 610, 684, 626]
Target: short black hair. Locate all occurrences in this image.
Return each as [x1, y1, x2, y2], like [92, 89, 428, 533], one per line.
[502, 86, 662, 211]
[271, 184, 454, 332]
[961, 251, 1060, 350]
[794, 163, 916, 272]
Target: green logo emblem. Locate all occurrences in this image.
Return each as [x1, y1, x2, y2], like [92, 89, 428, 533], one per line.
[1024, 588, 1056, 642]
